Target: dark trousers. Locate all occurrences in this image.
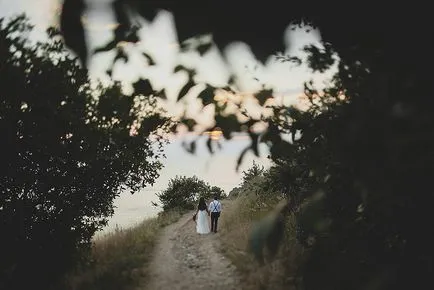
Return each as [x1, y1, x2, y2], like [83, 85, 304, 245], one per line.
[210, 212, 220, 232]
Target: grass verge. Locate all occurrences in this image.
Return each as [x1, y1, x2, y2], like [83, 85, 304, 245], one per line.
[64, 209, 184, 290]
[219, 195, 305, 290]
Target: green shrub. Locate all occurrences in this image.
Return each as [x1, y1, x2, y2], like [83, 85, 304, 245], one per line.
[157, 175, 225, 211]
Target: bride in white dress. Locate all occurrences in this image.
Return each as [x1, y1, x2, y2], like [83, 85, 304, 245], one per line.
[195, 197, 210, 234]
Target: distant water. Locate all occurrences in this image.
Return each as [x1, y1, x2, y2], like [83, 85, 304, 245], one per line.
[94, 134, 272, 238]
[94, 188, 162, 237]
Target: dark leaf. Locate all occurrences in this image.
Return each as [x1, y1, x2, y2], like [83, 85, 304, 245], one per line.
[132, 79, 153, 96]
[236, 146, 250, 172]
[173, 65, 196, 78]
[182, 140, 196, 154]
[106, 68, 113, 77]
[174, 65, 187, 73]
[228, 75, 236, 85]
[206, 136, 214, 154]
[196, 42, 212, 56]
[215, 101, 228, 114]
[275, 54, 302, 66]
[249, 132, 260, 157]
[261, 123, 282, 144]
[243, 119, 257, 130]
[249, 202, 288, 264]
[179, 41, 191, 52]
[142, 52, 156, 65]
[114, 47, 128, 64]
[60, 0, 87, 67]
[215, 114, 240, 139]
[93, 1, 138, 54]
[240, 109, 249, 118]
[93, 40, 117, 54]
[112, 0, 130, 40]
[304, 44, 335, 73]
[156, 88, 167, 99]
[221, 85, 235, 94]
[197, 85, 215, 107]
[181, 118, 197, 131]
[254, 89, 273, 106]
[177, 79, 196, 101]
[125, 26, 140, 43]
[46, 27, 62, 38]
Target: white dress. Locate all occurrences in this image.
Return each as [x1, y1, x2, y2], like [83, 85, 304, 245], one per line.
[196, 210, 210, 234]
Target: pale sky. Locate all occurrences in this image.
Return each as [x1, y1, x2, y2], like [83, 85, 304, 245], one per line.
[0, 0, 338, 231]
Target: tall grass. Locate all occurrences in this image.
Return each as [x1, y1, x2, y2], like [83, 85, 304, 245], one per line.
[220, 193, 305, 290]
[64, 210, 184, 290]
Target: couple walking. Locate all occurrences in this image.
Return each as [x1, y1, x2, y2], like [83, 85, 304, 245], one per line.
[194, 195, 222, 234]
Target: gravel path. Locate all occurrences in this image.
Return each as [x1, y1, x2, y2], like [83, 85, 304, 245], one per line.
[139, 211, 241, 290]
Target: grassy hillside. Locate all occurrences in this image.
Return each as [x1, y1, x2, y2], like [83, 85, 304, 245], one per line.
[220, 180, 306, 290]
[65, 210, 184, 290]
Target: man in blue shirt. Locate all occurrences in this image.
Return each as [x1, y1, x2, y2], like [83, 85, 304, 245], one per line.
[208, 195, 222, 233]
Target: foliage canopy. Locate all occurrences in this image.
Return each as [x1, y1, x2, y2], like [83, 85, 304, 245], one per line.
[157, 175, 225, 211]
[0, 16, 171, 290]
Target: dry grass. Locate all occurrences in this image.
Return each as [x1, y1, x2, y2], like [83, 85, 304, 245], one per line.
[220, 195, 305, 290]
[64, 209, 184, 290]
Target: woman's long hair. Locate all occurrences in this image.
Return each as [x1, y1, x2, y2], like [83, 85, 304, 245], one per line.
[197, 197, 207, 211]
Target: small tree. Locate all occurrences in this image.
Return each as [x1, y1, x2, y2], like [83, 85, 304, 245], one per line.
[209, 185, 226, 200]
[157, 176, 224, 211]
[241, 161, 265, 185]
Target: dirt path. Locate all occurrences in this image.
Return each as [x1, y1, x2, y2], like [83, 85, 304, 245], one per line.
[139, 211, 241, 290]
